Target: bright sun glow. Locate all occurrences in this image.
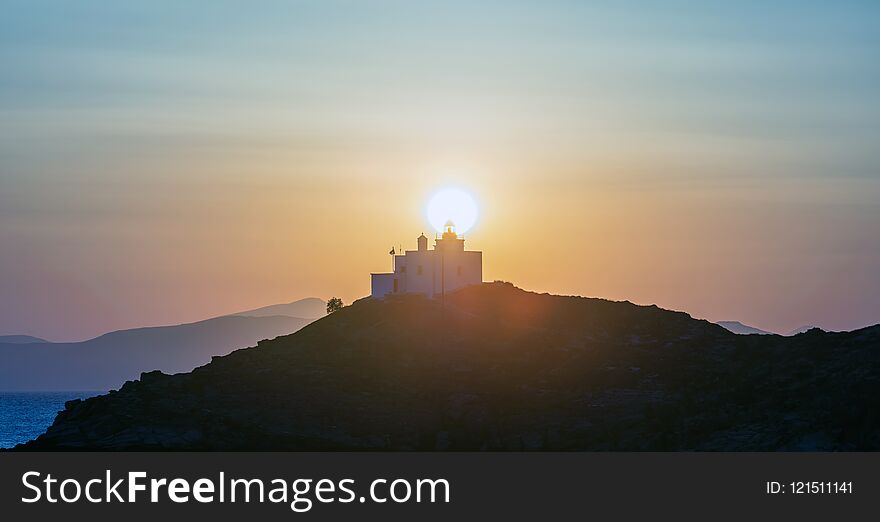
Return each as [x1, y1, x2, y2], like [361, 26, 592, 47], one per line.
[426, 188, 479, 235]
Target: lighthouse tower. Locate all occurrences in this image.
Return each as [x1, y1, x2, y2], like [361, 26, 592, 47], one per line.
[370, 225, 482, 299]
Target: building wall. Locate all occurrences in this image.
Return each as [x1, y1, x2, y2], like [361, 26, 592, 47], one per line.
[371, 273, 395, 299]
[431, 250, 481, 298]
[402, 250, 436, 297]
[393, 254, 407, 294]
[371, 240, 482, 300]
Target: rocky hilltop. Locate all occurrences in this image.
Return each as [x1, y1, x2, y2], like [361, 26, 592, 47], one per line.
[18, 283, 880, 450]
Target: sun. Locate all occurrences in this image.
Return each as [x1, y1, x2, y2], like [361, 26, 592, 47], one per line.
[426, 187, 479, 235]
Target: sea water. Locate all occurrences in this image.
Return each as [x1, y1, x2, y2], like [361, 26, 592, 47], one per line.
[0, 391, 102, 448]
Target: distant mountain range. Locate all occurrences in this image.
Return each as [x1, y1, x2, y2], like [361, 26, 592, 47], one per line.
[716, 321, 827, 337]
[0, 298, 324, 392]
[233, 297, 326, 319]
[786, 325, 824, 336]
[715, 321, 774, 335]
[0, 335, 47, 344]
[20, 283, 880, 451]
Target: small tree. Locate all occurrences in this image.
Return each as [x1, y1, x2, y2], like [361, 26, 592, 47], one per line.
[326, 297, 344, 314]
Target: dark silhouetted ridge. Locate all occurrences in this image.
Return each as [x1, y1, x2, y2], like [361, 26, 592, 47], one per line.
[17, 282, 880, 451]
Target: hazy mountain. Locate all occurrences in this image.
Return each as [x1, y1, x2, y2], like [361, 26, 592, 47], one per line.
[716, 321, 774, 335]
[786, 325, 824, 336]
[0, 297, 325, 391]
[0, 315, 314, 392]
[234, 297, 326, 319]
[0, 335, 47, 344]
[20, 282, 880, 451]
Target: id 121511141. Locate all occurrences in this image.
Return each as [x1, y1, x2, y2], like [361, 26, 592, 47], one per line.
[766, 482, 853, 494]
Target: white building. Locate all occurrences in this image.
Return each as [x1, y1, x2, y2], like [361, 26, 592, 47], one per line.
[371, 225, 482, 300]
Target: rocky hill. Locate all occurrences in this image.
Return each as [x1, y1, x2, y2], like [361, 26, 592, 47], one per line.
[18, 283, 880, 450]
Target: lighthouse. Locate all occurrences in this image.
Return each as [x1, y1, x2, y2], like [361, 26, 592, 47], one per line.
[370, 225, 482, 299]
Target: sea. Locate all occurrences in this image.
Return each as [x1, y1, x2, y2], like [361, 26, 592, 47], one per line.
[0, 391, 103, 449]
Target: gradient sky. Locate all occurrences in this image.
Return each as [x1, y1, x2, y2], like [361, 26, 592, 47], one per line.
[1, 0, 879, 341]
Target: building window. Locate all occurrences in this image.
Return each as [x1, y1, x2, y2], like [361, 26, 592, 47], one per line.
[393, 279, 398, 292]
[417, 265, 423, 275]
[457, 266, 462, 276]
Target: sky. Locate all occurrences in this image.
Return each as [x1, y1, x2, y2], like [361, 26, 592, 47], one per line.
[1, 0, 879, 341]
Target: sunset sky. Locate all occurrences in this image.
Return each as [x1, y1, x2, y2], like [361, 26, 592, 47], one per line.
[2, 1, 879, 340]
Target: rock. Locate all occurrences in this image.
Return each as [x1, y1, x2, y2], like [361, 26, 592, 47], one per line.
[15, 283, 880, 451]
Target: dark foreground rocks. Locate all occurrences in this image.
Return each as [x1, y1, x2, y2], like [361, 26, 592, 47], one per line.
[18, 283, 880, 451]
